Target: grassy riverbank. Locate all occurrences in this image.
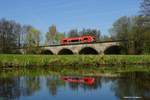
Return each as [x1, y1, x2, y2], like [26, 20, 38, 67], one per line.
[0, 54, 150, 68]
[0, 54, 149, 77]
[0, 66, 150, 78]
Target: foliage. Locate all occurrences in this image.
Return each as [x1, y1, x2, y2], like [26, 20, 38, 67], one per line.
[80, 28, 101, 41]
[139, 0, 150, 54]
[67, 28, 101, 41]
[110, 16, 131, 54]
[45, 25, 57, 45]
[110, 16, 150, 54]
[54, 32, 65, 44]
[67, 29, 79, 38]
[24, 26, 41, 54]
[0, 55, 149, 77]
[0, 19, 22, 53]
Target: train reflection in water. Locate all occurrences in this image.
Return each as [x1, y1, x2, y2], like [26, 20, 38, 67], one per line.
[61, 76, 95, 85]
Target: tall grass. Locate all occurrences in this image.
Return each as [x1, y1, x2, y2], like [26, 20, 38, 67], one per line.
[0, 54, 150, 68]
[0, 65, 149, 78]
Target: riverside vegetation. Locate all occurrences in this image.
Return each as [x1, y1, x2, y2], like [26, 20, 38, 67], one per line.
[0, 55, 150, 67]
[0, 55, 150, 77]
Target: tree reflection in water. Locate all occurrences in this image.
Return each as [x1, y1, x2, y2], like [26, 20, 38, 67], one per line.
[46, 76, 66, 96]
[0, 72, 149, 100]
[20, 77, 40, 96]
[111, 72, 150, 100]
[46, 76, 102, 95]
[0, 76, 40, 100]
[0, 77, 21, 100]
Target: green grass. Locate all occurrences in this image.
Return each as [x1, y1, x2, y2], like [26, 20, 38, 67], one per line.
[0, 54, 150, 68]
[0, 65, 149, 78]
[0, 54, 149, 78]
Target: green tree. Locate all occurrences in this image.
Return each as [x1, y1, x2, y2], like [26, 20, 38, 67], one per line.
[25, 26, 41, 54]
[54, 32, 65, 44]
[68, 29, 79, 38]
[110, 15, 150, 54]
[110, 16, 133, 54]
[45, 25, 57, 45]
[131, 16, 147, 54]
[67, 28, 101, 41]
[140, 0, 150, 53]
[80, 28, 101, 41]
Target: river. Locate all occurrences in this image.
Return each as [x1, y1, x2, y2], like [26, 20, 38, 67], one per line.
[0, 70, 149, 100]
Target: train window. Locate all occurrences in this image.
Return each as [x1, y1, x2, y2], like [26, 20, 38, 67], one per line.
[71, 40, 79, 42]
[84, 38, 88, 40]
[63, 40, 67, 42]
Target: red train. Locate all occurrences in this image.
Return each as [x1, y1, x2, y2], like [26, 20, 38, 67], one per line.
[61, 35, 96, 45]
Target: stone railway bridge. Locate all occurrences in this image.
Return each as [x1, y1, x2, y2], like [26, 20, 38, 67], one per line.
[40, 41, 122, 55]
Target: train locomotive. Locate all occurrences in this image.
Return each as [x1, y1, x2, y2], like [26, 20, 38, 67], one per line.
[61, 35, 96, 45]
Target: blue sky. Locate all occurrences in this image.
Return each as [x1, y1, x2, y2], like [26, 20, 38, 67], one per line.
[0, 0, 140, 35]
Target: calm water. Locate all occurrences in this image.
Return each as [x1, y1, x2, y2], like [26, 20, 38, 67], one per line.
[0, 72, 150, 100]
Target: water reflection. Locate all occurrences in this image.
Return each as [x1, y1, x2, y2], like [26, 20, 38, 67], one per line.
[61, 76, 95, 85]
[61, 76, 102, 91]
[0, 77, 21, 100]
[47, 76, 65, 96]
[0, 71, 149, 100]
[112, 72, 150, 100]
[0, 77, 40, 100]
[20, 77, 40, 96]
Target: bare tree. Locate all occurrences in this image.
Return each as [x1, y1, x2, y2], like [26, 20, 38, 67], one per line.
[0, 19, 22, 53]
[140, 0, 150, 16]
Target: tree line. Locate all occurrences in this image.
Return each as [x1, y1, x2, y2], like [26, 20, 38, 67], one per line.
[0, 0, 149, 54]
[0, 20, 41, 54]
[0, 19, 102, 54]
[45, 25, 101, 45]
[110, 0, 150, 54]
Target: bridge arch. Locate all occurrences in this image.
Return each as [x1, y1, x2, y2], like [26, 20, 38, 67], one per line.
[58, 48, 74, 55]
[79, 47, 98, 55]
[41, 50, 53, 55]
[104, 45, 122, 54]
